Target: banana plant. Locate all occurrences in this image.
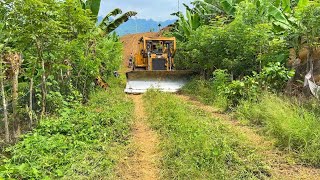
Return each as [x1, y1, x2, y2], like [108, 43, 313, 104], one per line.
[172, 4, 201, 41]
[80, 0, 137, 36]
[254, 0, 309, 31]
[172, 0, 241, 41]
[80, 0, 101, 18]
[202, 0, 245, 16]
[98, 8, 137, 36]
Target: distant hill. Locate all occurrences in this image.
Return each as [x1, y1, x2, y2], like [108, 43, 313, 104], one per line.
[97, 17, 176, 36]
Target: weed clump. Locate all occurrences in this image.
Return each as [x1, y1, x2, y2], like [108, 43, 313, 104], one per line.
[182, 70, 229, 111]
[236, 94, 320, 166]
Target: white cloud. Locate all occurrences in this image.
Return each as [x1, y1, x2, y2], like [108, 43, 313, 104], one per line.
[99, 0, 193, 21]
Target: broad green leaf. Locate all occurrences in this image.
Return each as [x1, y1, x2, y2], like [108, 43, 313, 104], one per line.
[220, 0, 236, 15]
[101, 11, 137, 36]
[274, 0, 281, 7]
[268, 5, 290, 26]
[297, 0, 309, 9]
[99, 8, 122, 29]
[85, 0, 101, 18]
[282, 0, 292, 13]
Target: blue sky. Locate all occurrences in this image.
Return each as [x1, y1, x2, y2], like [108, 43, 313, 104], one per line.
[99, 0, 193, 21]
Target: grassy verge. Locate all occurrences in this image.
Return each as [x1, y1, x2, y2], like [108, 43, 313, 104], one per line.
[0, 85, 133, 179]
[181, 78, 228, 111]
[143, 90, 269, 179]
[236, 94, 320, 166]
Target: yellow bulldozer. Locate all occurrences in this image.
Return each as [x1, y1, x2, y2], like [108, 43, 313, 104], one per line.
[124, 36, 193, 94]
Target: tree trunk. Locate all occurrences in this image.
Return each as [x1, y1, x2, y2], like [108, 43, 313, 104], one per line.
[7, 52, 22, 139]
[0, 56, 9, 143]
[12, 62, 20, 137]
[36, 40, 46, 120]
[29, 76, 34, 127]
[41, 58, 46, 119]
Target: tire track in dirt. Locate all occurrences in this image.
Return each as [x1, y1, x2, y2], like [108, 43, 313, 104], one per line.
[117, 95, 160, 180]
[176, 94, 320, 180]
[116, 33, 163, 180]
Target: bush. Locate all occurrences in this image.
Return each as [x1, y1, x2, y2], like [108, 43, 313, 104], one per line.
[236, 94, 320, 166]
[183, 63, 294, 108]
[175, 16, 288, 78]
[0, 87, 133, 179]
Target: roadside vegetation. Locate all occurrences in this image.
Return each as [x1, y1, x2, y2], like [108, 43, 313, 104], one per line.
[144, 90, 269, 179]
[0, 0, 136, 143]
[0, 0, 137, 178]
[173, 0, 320, 168]
[0, 79, 133, 179]
[236, 94, 320, 166]
[2, 0, 320, 178]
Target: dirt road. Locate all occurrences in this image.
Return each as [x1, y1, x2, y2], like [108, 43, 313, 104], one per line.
[117, 95, 160, 180]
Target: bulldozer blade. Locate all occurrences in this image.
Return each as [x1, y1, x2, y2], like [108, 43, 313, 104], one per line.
[125, 71, 194, 94]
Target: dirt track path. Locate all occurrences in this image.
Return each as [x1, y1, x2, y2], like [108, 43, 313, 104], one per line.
[118, 95, 160, 180]
[176, 94, 320, 180]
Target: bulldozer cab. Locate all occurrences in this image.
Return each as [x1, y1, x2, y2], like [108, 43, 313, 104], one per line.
[134, 36, 176, 71]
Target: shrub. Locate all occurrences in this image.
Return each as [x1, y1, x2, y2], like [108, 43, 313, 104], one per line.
[183, 63, 294, 108]
[175, 17, 288, 78]
[256, 62, 295, 92]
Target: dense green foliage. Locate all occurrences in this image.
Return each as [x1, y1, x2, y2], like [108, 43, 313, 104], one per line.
[144, 91, 269, 179]
[175, 1, 290, 78]
[236, 94, 320, 166]
[0, 0, 134, 143]
[0, 84, 133, 179]
[1, 0, 122, 101]
[173, 0, 304, 42]
[178, 0, 320, 168]
[172, 0, 318, 79]
[183, 63, 294, 108]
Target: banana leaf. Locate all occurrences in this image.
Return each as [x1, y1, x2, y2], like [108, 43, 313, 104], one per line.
[101, 11, 137, 36]
[84, 0, 101, 18]
[98, 8, 122, 29]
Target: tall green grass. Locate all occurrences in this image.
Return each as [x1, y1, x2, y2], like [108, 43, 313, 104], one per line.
[0, 86, 133, 179]
[236, 94, 320, 166]
[144, 90, 269, 179]
[182, 78, 229, 111]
